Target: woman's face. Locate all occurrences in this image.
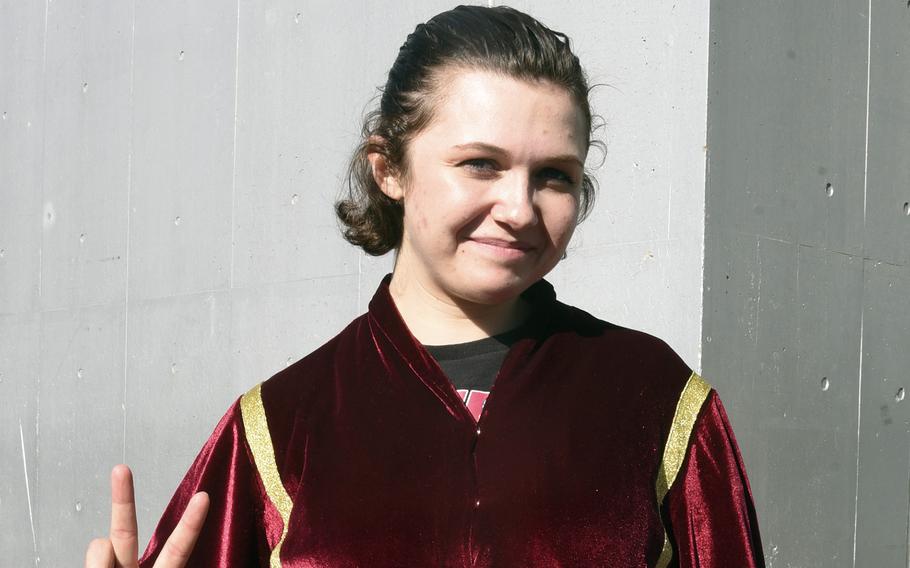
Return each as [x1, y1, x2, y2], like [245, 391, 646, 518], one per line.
[381, 68, 588, 307]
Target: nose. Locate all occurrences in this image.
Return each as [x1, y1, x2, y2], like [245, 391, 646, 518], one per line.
[490, 173, 538, 229]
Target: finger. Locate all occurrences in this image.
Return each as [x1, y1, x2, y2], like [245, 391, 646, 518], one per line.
[85, 537, 115, 568]
[153, 492, 209, 568]
[109, 464, 139, 567]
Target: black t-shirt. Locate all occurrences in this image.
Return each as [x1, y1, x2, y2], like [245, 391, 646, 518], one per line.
[424, 323, 532, 392]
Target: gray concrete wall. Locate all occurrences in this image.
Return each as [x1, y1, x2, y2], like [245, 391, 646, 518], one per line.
[0, 1, 710, 562]
[704, 1, 910, 566]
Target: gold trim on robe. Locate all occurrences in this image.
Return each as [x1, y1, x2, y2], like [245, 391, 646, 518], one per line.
[241, 383, 293, 568]
[654, 371, 712, 568]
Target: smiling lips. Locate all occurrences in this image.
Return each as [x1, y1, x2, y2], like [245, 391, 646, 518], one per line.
[467, 237, 536, 259]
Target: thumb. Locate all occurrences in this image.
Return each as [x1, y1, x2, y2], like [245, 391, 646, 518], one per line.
[85, 537, 116, 568]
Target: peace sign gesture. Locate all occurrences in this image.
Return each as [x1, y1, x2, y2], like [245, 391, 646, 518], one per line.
[85, 465, 209, 568]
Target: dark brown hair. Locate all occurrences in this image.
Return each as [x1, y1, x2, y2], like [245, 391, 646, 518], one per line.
[336, 4, 602, 256]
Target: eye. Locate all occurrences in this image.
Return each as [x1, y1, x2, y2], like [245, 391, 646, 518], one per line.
[537, 167, 576, 186]
[461, 158, 498, 171]
[460, 158, 500, 178]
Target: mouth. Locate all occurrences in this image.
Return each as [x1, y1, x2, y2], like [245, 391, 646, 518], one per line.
[470, 237, 534, 250]
[466, 237, 536, 259]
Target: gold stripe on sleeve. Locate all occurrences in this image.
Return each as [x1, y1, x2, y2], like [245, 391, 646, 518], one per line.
[241, 383, 293, 568]
[654, 371, 712, 568]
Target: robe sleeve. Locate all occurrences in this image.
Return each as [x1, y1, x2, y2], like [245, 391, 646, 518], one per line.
[666, 391, 766, 567]
[138, 398, 268, 566]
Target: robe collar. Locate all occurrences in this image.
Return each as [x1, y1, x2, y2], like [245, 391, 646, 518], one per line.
[366, 274, 558, 425]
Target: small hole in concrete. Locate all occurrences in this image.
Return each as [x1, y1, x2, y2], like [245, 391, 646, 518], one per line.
[820, 377, 830, 391]
[825, 183, 834, 197]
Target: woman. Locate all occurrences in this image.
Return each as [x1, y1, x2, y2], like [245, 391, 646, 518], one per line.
[86, 5, 763, 567]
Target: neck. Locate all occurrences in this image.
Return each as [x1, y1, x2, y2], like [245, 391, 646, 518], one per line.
[388, 272, 529, 346]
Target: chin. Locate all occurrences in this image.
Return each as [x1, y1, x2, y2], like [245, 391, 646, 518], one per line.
[450, 271, 539, 306]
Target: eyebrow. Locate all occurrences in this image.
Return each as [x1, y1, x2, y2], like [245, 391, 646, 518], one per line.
[452, 142, 584, 168]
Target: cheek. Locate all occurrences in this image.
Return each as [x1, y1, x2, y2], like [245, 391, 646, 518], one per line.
[404, 193, 455, 247]
[402, 186, 435, 231]
[542, 197, 580, 242]
[414, 211, 430, 232]
[403, 172, 459, 232]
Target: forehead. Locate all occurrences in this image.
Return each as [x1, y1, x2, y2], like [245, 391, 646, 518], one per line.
[418, 68, 588, 159]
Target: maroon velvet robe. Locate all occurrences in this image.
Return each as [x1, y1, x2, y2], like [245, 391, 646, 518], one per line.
[139, 277, 764, 567]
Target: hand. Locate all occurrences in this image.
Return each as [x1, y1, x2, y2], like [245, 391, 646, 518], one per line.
[85, 464, 209, 568]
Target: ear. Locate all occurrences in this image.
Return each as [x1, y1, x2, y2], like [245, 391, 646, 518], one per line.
[367, 148, 405, 202]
